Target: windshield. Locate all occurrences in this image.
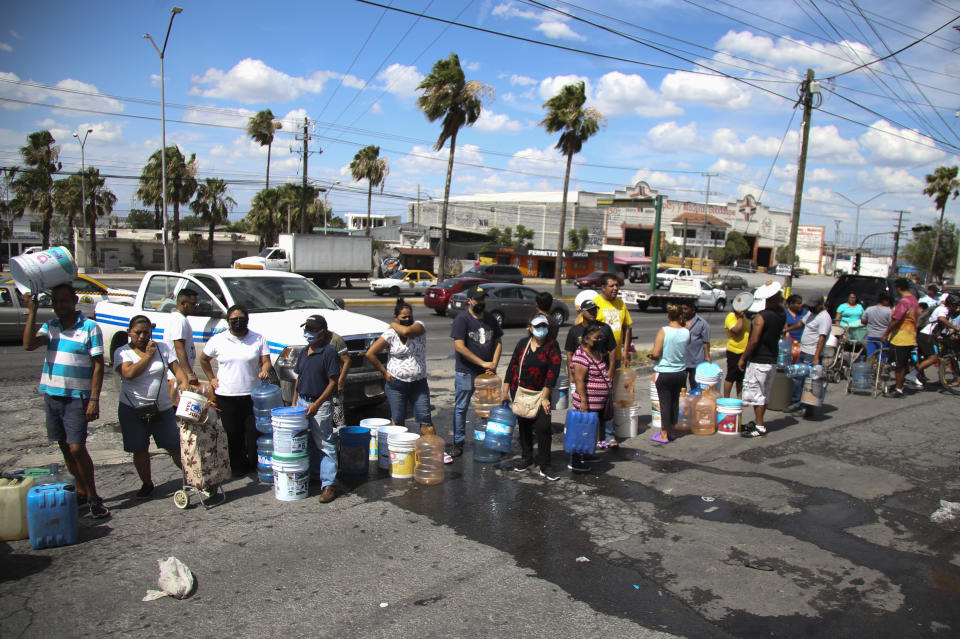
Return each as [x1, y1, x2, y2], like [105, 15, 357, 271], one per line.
[438, 278, 463, 289]
[388, 271, 407, 280]
[257, 248, 273, 258]
[221, 276, 338, 312]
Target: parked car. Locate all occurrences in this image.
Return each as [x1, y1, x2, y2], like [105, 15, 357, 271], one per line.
[4, 274, 136, 305]
[732, 259, 758, 273]
[627, 264, 651, 283]
[368, 269, 437, 296]
[708, 274, 748, 290]
[825, 275, 924, 315]
[459, 264, 523, 284]
[447, 282, 568, 328]
[575, 270, 624, 289]
[0, 283, 56, 341]
[423, 277, 488, 315]
[655, 267, 694, 289]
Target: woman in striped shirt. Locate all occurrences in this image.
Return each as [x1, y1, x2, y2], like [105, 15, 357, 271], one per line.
[569, 323, 612, 473]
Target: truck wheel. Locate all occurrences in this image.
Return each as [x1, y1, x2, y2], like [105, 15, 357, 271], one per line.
[637, 301, 648, 312]
[714, 300, 726, 312]
[629, 275, 637, 283]
[326, 276, 341, 289]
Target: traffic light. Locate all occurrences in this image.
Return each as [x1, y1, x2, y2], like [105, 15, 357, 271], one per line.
[853, 252, 862, 274]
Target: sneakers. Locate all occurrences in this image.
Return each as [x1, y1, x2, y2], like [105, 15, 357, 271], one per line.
[887, 385, 904, 397]
[740, 421, 767, 438]
[567, 460, 591, 473]
[906, 376, 924, 389]
[88, 496, 111, 519]
[76, 494, 89, 509]
[450, 444, 464, 458]
[135, 482, 155, 500]
[513, 461, 534, 472]
[318, 486, 337, 503]
[538, 468, 560, 481]
[786, 402, 804, 413]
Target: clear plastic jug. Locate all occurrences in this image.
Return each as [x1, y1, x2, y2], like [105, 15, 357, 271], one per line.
[473, 372, 503, 418]
[613, 367, 637, 407]
[676, 388, 695, 431]
[414, 426, 445, 486]
[692, 389, 719, 434]
[777, 337, 793, 368]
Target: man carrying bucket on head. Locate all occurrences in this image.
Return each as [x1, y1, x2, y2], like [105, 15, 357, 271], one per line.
[293, 315, 341, 504]
[22, 283, 110, 519]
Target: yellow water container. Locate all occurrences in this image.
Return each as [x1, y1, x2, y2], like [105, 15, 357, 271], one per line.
[0, 477, 36, 541]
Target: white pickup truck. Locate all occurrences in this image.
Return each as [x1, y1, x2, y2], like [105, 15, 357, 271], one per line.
[94, 268, 389, 407]
[620, 277, 726, 312]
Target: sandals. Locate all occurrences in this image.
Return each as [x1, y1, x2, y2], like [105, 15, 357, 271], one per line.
[443, 452, 454, 465]
[650, 431, 671, 443]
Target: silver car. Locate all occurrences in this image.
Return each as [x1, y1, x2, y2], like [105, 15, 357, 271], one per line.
[0, 283, 56, 341]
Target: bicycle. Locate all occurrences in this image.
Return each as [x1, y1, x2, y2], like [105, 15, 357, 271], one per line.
[936, 335, 960, 394]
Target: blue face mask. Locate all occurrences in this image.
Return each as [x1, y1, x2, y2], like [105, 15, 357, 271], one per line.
[303, 331, 319, 343]
[532, 327, 548, 339]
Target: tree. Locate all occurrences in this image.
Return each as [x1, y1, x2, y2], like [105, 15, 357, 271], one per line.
[52, 174, 83, 254]
[721, 231, 750, 264]
[416, 53, 490, 279]
[81, 168, 116, 265]
[349, 145, 389, 236]
[923, 166, 960, 284]
[138, 146, 198, 270]
[775, 244, 793, 265]
[540, 81, 605, 296]
[0, 167, 17, 240]
[125, 208, 156, 229]
[661, 240, 681, 258]
[247, 187, 281, 249]
[904, 220, 957, 282]
[566, 227, 590, 251]
[190, 177, 236, 262]
[276, 183, 319, 239]
[247, 109, 282, 190]
[9, 130, 61, 249]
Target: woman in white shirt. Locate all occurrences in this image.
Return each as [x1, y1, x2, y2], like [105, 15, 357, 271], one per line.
[364, 298, 431, 429]
[115, 315, 191, 500]
[198, 304, 272, 474]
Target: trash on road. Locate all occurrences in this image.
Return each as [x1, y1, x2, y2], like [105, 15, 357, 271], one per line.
[701, 496, 715, 502]
[379, 602, 389, 608]
[930, 500, 960, 524]
[575, 556, 590, 563]
[142, 556, 194, 601]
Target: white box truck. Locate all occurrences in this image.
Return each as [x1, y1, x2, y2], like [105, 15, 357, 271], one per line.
[233, 233, 372, 289]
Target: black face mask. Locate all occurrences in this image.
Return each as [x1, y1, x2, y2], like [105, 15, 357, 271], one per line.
[472, 302, 485, 314]
[396, 317, 414, 326]
[229, 316, 248, 333]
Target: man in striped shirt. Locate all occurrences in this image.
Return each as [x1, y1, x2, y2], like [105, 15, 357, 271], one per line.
[23, 283, 109, 519]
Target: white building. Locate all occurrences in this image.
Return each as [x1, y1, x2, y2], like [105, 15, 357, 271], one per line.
[344, 213, 402, 232]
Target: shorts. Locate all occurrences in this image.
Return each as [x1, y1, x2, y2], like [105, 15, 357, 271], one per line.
[725, 350, 745, 383]
[892, 345, 914, 370]
[44, 395, 89, 445]
[118, 403, 181, 453]
[917, 333, 936, 359]
[742, 362, 776, 406]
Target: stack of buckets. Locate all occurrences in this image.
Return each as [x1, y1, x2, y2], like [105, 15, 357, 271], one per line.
[270, 407, 309, 501]
[374, 425, 410, 477]
[360, 418, 391, 462]
[613, 368, 640, 438]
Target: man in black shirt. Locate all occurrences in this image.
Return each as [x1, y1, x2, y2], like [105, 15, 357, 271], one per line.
[739, 290, 786, 437]
[564, 299, 616, 380]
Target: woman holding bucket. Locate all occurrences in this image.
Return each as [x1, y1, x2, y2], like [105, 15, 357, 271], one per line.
[502, 314, 562, 480]
[114, 315, 191, 499]
[198, 304, 272, 475]
[649, 305, 690, 443]
[568, 323, 613, 473]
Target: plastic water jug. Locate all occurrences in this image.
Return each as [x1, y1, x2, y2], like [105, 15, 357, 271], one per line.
[484, 404, 516, 451]
[0, 477, 35, 541]
[473, 421, 501, 463]
[256, 435, 273, 483]
[778, 337, 793, 368]
[473, 372, 503, 418]
[785, 363, 811, 378]
[809, 364, 825, 380]
[692, 389, 719, 434]
[564, 409, 598, 454]
[851, 360, 872, 391]
[414, 425, 445, 486]
[613, 367, 637, 407]
[676, 388, 695, 431]
[252, 381, 284, 433]
[27, 483, 78, 549]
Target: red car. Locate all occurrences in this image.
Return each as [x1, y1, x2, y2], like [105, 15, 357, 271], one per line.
[575, 270, 624, 289]
[423, 277, 488, 315]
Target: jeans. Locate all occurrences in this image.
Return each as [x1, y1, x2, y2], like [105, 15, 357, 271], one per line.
[791, 351, 815, 404]
[453, 371, 476, 445]
[297, 396, 338, 488]
[384, 377, 432, 427]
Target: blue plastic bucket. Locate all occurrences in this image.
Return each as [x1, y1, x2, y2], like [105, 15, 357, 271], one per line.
[339, 426, 371, 475]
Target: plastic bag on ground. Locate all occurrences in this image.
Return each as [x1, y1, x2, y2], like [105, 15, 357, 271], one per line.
[930, 500, 960, 524]
[142, 556, 194, 601]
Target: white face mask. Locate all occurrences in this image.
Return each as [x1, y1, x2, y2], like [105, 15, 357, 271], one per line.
[532, 327, 548, 339]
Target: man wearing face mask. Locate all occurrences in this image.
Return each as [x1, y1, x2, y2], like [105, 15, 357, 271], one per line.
[303, 316, 350, 428]
[293, 315, 342, 503]
[450, 287, 503, 458]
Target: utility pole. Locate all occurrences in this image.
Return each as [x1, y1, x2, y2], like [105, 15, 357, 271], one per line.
[299, 118, 310, 234]
[892, 210, 907, 277]
[698, 172, 717, 273]
[785, 68, 819, 293]
[833, 219, 841, 275]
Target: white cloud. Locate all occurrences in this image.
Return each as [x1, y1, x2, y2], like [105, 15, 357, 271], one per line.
[660, 71, 750, 109]
[709, 158, 748, 175]
[859, 167, 924, 192]
[809, 168, 837, 183]
[859, 119, 947, 166]
[629, 168, 691, 189]
[464, 60, 480, 72]
[474, 110, 525, 133]
[0, 43, 12, 53]
[535, 21, 586, 41]
[593, 71, 682, 118]
[492, 2, 585, 41]
[538, 75, 590, 101]
[646, 121, 699, 152]
[807, 125, 863, 165]
[508, 146, 566, 174]
[9, 30, 21, 39]
[0, 72, 124, 113]
[394, 144, 484, 174]
[773, 163, 796, 180]
[509, 74, 537, 86]
[190, 58, 335, 103]
[710, 127, 787, 158]
[477, 174, 532, 192]
[716, 30, 877, 75]
[181, 104, 254, 129]
[377, 63, 424, 99]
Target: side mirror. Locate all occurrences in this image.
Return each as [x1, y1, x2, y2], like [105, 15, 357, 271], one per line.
[334, 297, 345, 309]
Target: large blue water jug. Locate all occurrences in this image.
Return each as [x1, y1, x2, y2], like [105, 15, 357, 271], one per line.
[564, 409, 599, 454]
[777, 338, 793, 368]
[256, 435, 273, 483]
[252, 381, 283, 433]
[473, 421, 501, 462]
[785, 363, 810, 378]
[851, 360, 872, 391]
[484, 405, 516, 451]
[27, 483, 78, 549]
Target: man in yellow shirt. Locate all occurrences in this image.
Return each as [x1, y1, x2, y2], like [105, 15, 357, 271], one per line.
[593, 273, 632, 447]
[723, 308, 749, 397]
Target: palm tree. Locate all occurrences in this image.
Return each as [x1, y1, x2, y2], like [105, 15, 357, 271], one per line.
[349, 145, 389, 236]
[540, 81, 605, 297]
[134, 161, 163, 230]
[139, 146, 198, 270]
[52, 174, 82, 255]
[10, 131, 61, 249]
[247, 109, 282, 190]
[416, 53, 490, 279]
[923, 165, 960, 284]
[247, 187, 281, 249]
[83, 168, 116, 265]
[190, 178, 236, 263]
[275, 183, 319, 241]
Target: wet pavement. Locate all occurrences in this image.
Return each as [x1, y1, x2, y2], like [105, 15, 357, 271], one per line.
[2, 350, 960, 638]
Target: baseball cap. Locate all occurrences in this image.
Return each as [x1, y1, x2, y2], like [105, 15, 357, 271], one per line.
[301, 314, 327, 331]
[467, 287, 488, 300]
[530, 315, 549, 327]
[580, 299, 598, 313]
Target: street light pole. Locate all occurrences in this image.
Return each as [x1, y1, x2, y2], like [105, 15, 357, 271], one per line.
[72, 128, 92, 272]
[144, 6, 183, 272]
[323, 181, 340, 235]
[836, 191, 885, 249]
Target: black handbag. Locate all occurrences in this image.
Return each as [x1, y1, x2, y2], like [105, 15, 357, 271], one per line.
[125, 349, 166, 422]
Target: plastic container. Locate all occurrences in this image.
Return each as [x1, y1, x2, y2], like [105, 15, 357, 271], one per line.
[252, 381, 284, 434]
[360, 417, 391, 461]
[676, 388, 695, 431]
[564, 409, 599, 454]
[256, 435, 273, 483]
[176, 390, 208, 423]
[791, 340, 802, 363]
[851, 360, 872, 391]
[12, 463, 70, 486]
[801, 377, 827, 406]
[9, 246, 76, 294]
[26, 483, 78, 549]
[272, 454, 308, 501]
[692, 389, 719, 435]
[768, 371, 794, 411]
[694, 362, 723, 390]
[473, 372, 503, 418]
[414, 425, 445, 486]
[715, 398, 742, 435]
[271, 406, 309, 456]
[777, 337, 793, 369]
[377, 425, 409, 470]
[613, 367, 637, 407]
[388, 432, 420, 479]
[650, 373, 661, 430]
[339, 426, 371, 475]
[484, 404, 516, 451]
[613, 405, 640, 438]
[472, 421, 501, 462]
[0, 477, 35, 541]
[785, 363, 811, 378]
[551, 375, 569, 411]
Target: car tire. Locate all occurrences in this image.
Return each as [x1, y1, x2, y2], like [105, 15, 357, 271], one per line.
[388, 286, 399, 296]
[550, 308, 566, 327]
[434, 308, 447, 316]
[629, 275, 637, 283]
[492, 311, 505, 329]
[637, 301, 649, 312]
[714, 300, 726, 312]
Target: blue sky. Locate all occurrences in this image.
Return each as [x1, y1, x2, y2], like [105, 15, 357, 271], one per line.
[1, 0, 958, 248]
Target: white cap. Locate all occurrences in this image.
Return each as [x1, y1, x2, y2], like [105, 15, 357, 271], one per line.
[575, 290, 598, 310]
[748, 280, 783, 313]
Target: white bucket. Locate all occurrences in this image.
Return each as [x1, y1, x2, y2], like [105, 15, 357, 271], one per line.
[716, 399, 743, 435]
[272, 409, 309, 457]
[388, 432, 420, 479]
[650, 373, 661, 430]
[9, 246, 76, 294]
[551, 384, 569, 410]
[272, 454, 309, 501]
[614, 405, 640, 438]
[360, 418, 390, 461]
[377, 425, 408, 470]
[175, 391, 208, 423]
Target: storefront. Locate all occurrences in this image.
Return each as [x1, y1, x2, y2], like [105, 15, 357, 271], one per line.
[481, 247, 610, 279]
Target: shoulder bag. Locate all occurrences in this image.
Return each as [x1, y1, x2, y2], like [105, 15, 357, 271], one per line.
[124, 348, 166, 422]
[511, 339, 544, 419]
